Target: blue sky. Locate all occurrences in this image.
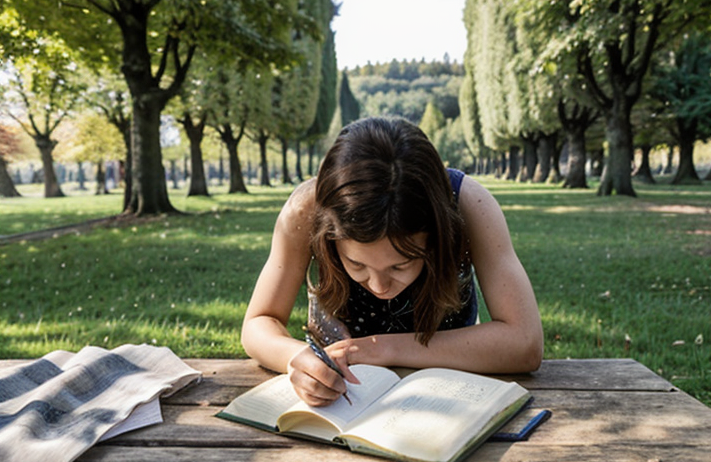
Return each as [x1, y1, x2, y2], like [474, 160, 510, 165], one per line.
[331, 0, 467, 70]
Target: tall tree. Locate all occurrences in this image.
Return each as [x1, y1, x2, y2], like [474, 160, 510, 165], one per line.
[208, 66, 253, 194]
[10, 0, 316, 214]
[419, 101, 445, 141]
[0, 11, 85, 197]
[339, 71, 360, 127]
[545, 0, 710, 196]
[0, 125, 21, 197]
[304, 2, 338, 177]
[650, 31, 711, 184]
[83, 68, 133, 206]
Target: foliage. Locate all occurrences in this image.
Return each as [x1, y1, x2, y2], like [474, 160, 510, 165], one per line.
[59, 112, 125, 164]
[418, 101, 444, 140]
[650, 31, 711, 140]
[0, 124, 20, 162]
[351, 58, 464, 80]
[338, 71, 360, 126]
[305, 1, 338, 143]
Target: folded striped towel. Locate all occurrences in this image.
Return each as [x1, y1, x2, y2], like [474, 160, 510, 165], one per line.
[0, 344, 201, 462]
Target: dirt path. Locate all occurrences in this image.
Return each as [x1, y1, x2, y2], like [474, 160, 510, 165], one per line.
[0, 214, 164, 245]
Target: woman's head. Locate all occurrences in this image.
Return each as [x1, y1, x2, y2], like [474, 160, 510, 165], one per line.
[311, 117, 465, 343]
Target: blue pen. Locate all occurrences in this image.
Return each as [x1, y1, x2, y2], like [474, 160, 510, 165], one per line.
[304, 329, 353, 405]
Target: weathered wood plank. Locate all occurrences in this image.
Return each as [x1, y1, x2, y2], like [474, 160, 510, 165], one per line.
[76, 443, 711, 462]
[168, 358, 675, 406]
[0, 358, 675, 406]
[78, 445, 383, 462]
[166, 359, 277, 406]
[490, 359, 675, 392]
[526, 389, 711, 446]
[468, 442, 711, 462]
[106, 388, 711, 449]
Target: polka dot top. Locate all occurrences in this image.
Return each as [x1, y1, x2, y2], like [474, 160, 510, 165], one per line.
[336, 168, 478, 337]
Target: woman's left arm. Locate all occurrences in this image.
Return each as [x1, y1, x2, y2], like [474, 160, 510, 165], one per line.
[327, 176, 543, 374]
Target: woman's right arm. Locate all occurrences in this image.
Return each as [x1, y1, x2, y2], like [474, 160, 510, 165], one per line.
[240, 181, 353, 405]
[241, 180, 315, 372]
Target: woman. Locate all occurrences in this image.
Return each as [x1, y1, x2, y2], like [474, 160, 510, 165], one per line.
[242, 117, 543, 407]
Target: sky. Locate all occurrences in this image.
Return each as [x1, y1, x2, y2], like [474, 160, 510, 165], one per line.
[331, 0, 467, 70]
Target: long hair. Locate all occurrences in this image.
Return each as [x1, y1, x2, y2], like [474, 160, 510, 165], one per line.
[310, 117, 466, 345]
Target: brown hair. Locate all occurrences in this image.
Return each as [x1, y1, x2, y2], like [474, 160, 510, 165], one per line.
[310, 117, 466, 345]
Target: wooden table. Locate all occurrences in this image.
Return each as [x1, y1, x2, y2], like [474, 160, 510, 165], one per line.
[5, 358, 711, 461]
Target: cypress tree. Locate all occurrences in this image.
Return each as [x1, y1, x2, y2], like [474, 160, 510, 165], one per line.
[339, 71, 360, 126]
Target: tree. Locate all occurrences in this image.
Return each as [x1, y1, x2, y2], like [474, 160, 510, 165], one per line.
[83, 68, 133, 205]
[419, 101, 445, 141]
[0, 124, 21, 197]
[64, 112, 125, 194]
[650, 31, 711, 184]
[0, 12, 86, 198]
[339, 71, 360, 127]
[548, 1, 711, 196]
[304, 11, 337, 177]
[10, 0, 317, 214]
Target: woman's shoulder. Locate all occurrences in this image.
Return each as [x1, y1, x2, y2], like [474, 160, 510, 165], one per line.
[276, 178, 317, 236]
[457, 175, 507, 229]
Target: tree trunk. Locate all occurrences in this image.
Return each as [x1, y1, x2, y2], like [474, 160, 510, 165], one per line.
[663, 144, 675, 174]
[518, 137, 537, 182]
[563, 124, 588, 188]
[672, 118, 700, 185]
[505, 146, 520, 180]
[125, 96, 177, 214]
[169, 160, 180, 189]
[598, 100, 636, 197]
[77, 161, 87, 190]
[533, 133, 554, 183]
[546, 135, 562, 184]
[590, 148, 604, 176]
[0, 157, 21, 197]
[34, 135, 64, 198]
[308, 142, 316, 177]
[258, 132, 271, 187]
[280, 138, 292, 185]
[219, 123, 248, 194]
[95, 160, 109, 195]
[182, 114, 209, 197]
[632, 144, 656, 184]
[218, 154, 224, 186]
[295, 140, 303, 182]
[120, 125, 133, 211]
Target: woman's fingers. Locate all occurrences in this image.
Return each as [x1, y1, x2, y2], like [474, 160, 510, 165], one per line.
[288, 346, 348, 406]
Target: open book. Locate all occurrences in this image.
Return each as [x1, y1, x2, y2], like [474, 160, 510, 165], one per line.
[217, 365, 531, 462]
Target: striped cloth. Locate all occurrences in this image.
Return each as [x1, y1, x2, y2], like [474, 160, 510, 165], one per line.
[0, 344, 201, 462]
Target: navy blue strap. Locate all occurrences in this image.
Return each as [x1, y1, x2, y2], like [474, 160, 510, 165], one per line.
[447, 168, 465, 203]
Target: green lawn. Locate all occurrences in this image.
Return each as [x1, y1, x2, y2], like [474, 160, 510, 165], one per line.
[1, 178, 709, 406]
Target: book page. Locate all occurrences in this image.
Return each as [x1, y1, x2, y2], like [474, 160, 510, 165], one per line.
[99, 398, 163, 441]
[340, 368, 530, 462]
[219, 374, 300, 430]
[277, 365, 401, 436]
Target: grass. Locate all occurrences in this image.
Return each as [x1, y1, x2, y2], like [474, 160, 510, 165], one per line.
[1, 177, 709, 406]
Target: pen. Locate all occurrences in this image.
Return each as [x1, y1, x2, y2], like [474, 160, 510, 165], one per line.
[304, 329, 353, 405]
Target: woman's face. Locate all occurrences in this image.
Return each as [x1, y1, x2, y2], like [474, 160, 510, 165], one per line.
[335, 234, 426, 300]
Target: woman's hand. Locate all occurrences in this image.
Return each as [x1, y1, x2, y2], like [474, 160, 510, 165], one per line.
[287, 345, 360, 407]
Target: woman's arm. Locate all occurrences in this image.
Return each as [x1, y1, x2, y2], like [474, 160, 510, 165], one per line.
[241, 180, 355, 405]
[328, 176, 544, 374]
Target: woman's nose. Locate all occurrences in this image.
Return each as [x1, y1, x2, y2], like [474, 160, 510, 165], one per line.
[367, 271, 391, 296]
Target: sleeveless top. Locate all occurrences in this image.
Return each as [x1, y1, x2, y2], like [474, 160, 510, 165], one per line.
[337, 168, 478, 337]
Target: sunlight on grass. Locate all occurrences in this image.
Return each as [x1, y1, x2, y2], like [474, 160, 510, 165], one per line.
[1, 177, 710, 406]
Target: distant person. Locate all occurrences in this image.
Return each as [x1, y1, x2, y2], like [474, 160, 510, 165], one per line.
[242, 117, 543, 406]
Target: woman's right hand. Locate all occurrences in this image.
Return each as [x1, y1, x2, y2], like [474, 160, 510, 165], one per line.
[287, 345, 350, 407]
